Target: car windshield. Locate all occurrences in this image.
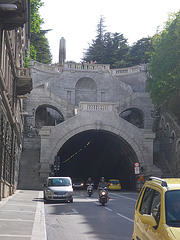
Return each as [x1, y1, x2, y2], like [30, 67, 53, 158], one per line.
[73, 178, 82, 183]
[48, 178, 71, 187]
[109, 180, 119, 184]
[165, 190, 180, 227]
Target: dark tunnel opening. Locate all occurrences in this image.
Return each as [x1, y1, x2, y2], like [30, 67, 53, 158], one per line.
[56, 130, 138, 190]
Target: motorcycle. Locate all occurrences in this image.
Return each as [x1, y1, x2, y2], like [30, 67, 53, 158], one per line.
[98, 186, 108, 206]
[87, 183, 94, 197]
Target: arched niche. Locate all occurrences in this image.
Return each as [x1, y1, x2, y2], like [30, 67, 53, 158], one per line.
[120, 108, 145, 129]
[75, 77, 97, 105]
[35, 105, 64, 129]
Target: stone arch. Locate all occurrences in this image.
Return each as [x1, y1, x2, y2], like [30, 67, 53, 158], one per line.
[119, 108, 145, 128]
[75, 77, 97, 105]
[35, 104, 64, 129]
[160, 116, 165, 128]
[50, 124, 144, 167]
[165, 123, 170, 138]
[176, 138, 180, 153]
[170, 130, 176, 143]
[25, 89, 75, 129]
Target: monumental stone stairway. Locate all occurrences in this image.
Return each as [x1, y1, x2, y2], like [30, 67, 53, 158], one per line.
[20, 61, 162, 189]
[18, 149, 42, 190]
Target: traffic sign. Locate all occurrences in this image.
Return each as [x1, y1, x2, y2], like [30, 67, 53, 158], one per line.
[134, 166, 140, 174]
[134, 162, 139, 167]
[138, 175, 144, 181]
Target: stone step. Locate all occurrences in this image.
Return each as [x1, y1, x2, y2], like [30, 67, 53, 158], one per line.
[18, 149, 42, 190]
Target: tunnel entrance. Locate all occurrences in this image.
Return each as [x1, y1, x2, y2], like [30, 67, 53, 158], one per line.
[56, 130, 138, 190]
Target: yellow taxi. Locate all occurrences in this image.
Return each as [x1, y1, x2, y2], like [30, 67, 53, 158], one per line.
[108, 179, 121, 190]
[132, 177, 180, 240]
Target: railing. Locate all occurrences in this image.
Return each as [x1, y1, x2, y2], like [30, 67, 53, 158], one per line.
[111, 64, 147, 76]
[16, 67, 30, 77]
[64, 63, 110, 72]
[78, 102, 116, 112]
[29, 61, 62, 73]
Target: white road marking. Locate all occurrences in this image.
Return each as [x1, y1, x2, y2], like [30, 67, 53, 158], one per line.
[105, 207, 112, 211]
[116, 213, 133, 222]
[31, 191, 47, 240]
[0, 234, 31, 238]
[72, 208, 79, 214]
[0, 210, 35, 213]
[109, 193, 136, 202]
[0, 218, 33, 222]
[60, 208, 79, 215]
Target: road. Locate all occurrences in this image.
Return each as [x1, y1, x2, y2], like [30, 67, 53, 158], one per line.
[45, 190, 138, 240]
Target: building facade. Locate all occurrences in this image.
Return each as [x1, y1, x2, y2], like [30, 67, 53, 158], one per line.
[20, 61, 162, 190]
[0, 0, 32, 199]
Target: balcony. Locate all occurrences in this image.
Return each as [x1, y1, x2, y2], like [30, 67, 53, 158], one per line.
[78, 102, 117, 113]
[0, 0, 29, 30]
[16, 67, 32, 95]
[64, 63, 110, 73]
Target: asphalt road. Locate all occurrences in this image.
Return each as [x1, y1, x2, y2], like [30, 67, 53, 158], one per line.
[45, 190, 138, 240]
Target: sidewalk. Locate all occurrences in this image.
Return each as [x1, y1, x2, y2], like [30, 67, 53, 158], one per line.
[0, 190, 46, 240]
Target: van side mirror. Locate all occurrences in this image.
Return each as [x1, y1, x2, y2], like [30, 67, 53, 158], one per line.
[141, 214, 157, 226]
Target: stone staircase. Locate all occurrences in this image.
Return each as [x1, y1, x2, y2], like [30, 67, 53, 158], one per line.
[18, 149, 42, 190]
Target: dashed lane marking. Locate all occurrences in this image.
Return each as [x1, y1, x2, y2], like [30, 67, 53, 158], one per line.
[109, 193, 136, 202]
[116, 213, 133, 222]
[105, 207, 112, 211]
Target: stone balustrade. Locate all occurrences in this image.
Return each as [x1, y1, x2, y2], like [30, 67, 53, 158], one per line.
[111, 64, 147, 76]
[64, 63, 110, 72]
[78, 102, 116, 112]
[29, 61, 62, 73]
[16, 67, 30, 77]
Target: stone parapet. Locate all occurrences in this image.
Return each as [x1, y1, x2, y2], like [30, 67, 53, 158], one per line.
[64, 62, 110, 72]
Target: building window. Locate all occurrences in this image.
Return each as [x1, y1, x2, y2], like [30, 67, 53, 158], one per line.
[101, 92, 105, 102]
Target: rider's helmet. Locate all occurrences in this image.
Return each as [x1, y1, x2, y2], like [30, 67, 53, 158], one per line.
[101, 177, 105, 181]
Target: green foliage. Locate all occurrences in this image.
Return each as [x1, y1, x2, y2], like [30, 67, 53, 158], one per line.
[30, 0, 52, 64]
[30, 45, 37, 61]
[146, 11, 180, 106]
[83, 17, 153, 68]
[30, 0, 44, 33]
[129, 37, 154, 65]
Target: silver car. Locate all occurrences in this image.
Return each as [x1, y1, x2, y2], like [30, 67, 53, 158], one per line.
[44, 177, 73, 203]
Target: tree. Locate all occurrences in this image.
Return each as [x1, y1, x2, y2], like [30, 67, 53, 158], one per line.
[84, 16, 106, 63]
[129, 37, 154, 66]
[30, 0, 52, 64]
[83, 17, 130, 68]
[146, 11, 180, 107]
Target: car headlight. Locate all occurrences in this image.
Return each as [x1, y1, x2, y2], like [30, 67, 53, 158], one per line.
[65, 191, 73, 196]
[46, 189, 54, 195]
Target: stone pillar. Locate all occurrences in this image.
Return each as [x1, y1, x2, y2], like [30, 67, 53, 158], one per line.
[143, 130, 156, 177]
[39, 127, 51, 181]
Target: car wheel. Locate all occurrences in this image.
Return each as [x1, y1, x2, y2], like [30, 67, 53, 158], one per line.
[44, 197, 49, 204]
[70, 198, 73, 203]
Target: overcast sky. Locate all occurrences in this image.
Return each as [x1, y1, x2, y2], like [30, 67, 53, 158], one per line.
[40, 0, 180, 63]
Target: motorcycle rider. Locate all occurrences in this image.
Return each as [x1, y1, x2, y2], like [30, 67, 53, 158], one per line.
[86, 177, 94, 185]
[97, 177, 109, 201]
[98, 177, 108, 188]
[86, 177, 94, 196]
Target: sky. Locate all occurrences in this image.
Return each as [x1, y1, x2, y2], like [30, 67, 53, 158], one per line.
[39, 0, 180, 63]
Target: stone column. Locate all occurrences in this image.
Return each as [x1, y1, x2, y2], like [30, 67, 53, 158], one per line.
[143, 130, 156, 177]
[39, 127, 51, 181]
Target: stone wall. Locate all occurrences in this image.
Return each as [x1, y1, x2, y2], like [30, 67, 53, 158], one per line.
[153, 108, 180, 177]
